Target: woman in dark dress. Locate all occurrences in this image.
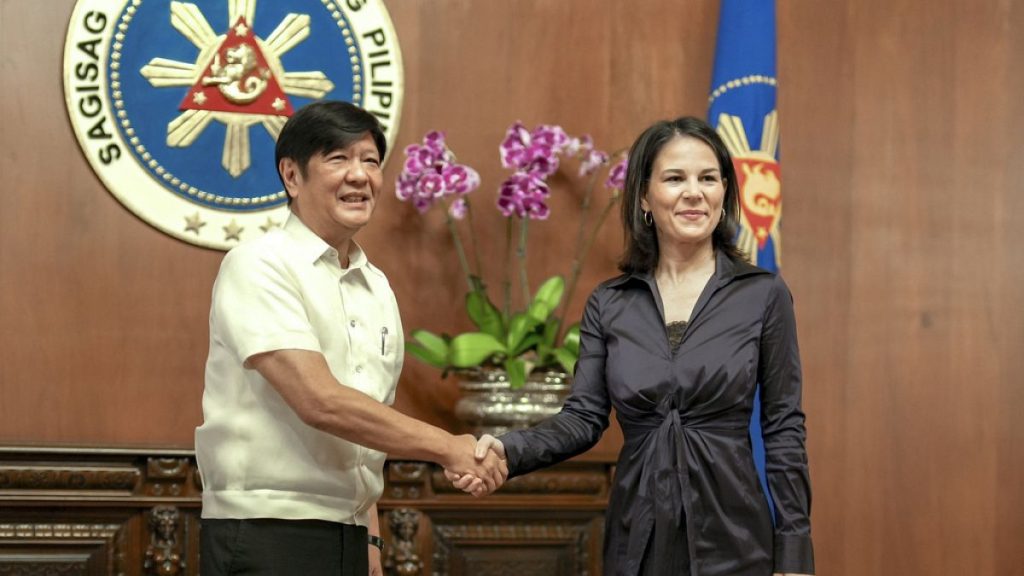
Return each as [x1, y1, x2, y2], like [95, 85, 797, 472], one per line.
[456, 116, 814, 575]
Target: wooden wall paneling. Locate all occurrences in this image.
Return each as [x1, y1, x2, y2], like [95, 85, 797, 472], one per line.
[776, 2, 856, 575]
[1, 0, 219, 446]
[982, 1, 1024, 572]
[777, 0, 1024, 574]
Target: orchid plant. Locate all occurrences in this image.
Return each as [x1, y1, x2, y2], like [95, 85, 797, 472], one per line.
[397, 122, 627, 389]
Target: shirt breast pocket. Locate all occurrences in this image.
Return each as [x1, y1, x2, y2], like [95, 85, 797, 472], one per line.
[375, 323, 402, 395]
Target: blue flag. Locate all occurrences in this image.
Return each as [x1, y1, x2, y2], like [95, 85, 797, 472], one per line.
[707, 0, 781, 519]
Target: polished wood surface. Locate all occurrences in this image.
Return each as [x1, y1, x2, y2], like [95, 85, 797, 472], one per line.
[1, 1, 1022, 574]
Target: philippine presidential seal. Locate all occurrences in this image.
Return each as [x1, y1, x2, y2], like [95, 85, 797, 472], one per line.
[63, 0, 404, 250]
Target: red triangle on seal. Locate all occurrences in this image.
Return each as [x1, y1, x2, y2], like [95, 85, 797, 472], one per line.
[178, 17, 294, 117]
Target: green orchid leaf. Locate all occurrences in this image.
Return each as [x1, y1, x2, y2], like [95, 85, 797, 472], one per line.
[449, 332, 506, 368]
[511, 334, 541, 357]
[405, 342, 448, 369]
[466, 289, 504, 339]
[532, 275, 565, 312]
[526, 300, 554, 324]
[561, 323, 581, 355]
[552, 347, 578, 375]
[411, 330, 450, 362]
[541, 318, 560, 347]
[506, 312, 543, 351]
[536, 342, 553, 361]
[504, 357, 527, 389]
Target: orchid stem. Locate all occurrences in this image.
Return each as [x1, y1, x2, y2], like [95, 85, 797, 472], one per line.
[556, 168, 602, 338]
[442, 200, 474, 292]
[464, 199, 484, 287]
[503, 217, 513, 320]
[517, 217, 530, 305]
[559, 196, 618, 338]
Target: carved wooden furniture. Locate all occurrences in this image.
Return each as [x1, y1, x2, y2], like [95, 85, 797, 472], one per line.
[0, 447, 611, 575]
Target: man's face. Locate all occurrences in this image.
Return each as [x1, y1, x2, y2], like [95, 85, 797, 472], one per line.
[282, 132, 383, 244]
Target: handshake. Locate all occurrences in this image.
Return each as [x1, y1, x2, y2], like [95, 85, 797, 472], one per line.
[441, 434, 507, 497]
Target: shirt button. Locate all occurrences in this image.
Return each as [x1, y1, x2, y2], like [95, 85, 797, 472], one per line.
[355, 366, 363, 374]
[350, 320, 356, 328]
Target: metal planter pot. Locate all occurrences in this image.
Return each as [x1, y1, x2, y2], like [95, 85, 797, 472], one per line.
[453, 368, 572, 436]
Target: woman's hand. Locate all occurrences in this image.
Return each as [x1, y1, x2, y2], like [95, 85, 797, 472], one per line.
[473, 434, 506, 460]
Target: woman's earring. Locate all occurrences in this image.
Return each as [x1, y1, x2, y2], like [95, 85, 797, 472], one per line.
[643, 210, 653, 227]
[722, 208, 727, 221]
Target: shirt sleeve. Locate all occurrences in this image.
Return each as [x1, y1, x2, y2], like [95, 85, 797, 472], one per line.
[211, 247, 322, 365]
[758, 274, 815, 574]
[500, 287, 612, 477]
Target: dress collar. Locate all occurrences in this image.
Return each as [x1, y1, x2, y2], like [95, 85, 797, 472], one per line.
[607, 249, 770, 290]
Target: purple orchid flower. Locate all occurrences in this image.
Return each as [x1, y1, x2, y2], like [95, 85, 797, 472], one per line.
[606, 157, 628, 190]
[579, 147, 609, 177]
[497, 171, 550, 220]
[448, 198, 468, 220]
[398, 131, 479, 213]
[442, 164, 481, 196]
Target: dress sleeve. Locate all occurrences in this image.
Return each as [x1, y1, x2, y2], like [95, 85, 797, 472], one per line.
[758, 274, 815, 574]
[499, 287, 612, 477]
[212, 247, 321, 365]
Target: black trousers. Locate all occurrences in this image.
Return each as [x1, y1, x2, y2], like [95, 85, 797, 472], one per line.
[200, 518, 369, 576]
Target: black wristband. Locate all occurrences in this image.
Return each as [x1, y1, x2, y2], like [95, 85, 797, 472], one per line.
[368, 535, 384, 552]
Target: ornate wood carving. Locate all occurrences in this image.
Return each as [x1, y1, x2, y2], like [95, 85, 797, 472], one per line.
[0, 521, 125, 576]
[145, 458, 191, 497]
[143, 506, 184, 575]
[0, 523, 121, 539]
[383, 508, 424, 576]
[0, 561, 89, 575]
[432, 520, 591, 576]
[0, 466, 140, 492]
[1, 448, 612, 575]
[387, 462, 429, 500]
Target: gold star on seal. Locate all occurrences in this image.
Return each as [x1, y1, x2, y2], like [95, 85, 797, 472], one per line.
[184, 212, 206, 235]
[192, 91, 207, 105]
[259, 217, 281, 232]
[234, 22, 249, 37]
[272, 97, 286, 111]
[223, 220, 244, 241]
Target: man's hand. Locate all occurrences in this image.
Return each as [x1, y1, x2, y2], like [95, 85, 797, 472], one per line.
[369, 545, 382, 576]
[441, 434, 507, 496]
[445, 434, 507, 496]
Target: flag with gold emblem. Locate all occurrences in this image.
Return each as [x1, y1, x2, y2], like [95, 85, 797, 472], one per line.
[707, 0, 781, 516]
[708, 0, 781, 271]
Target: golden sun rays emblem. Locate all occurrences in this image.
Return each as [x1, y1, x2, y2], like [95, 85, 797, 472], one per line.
[715, 111, 782, 267]
[140, 1, 335, 177]
[63, 0, 404, 250]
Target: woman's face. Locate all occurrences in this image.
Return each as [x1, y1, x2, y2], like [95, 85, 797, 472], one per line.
[640, 135, 726, 250]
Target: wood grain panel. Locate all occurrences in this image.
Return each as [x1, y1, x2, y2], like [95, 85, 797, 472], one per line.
[777, 1, 1024, 574]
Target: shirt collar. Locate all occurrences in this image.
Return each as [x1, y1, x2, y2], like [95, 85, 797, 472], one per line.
[607, 249, 770, 290]
[283, 213, 368, 271]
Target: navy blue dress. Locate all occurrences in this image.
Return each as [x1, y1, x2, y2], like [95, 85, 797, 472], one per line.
[500, 252, 814, 575]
